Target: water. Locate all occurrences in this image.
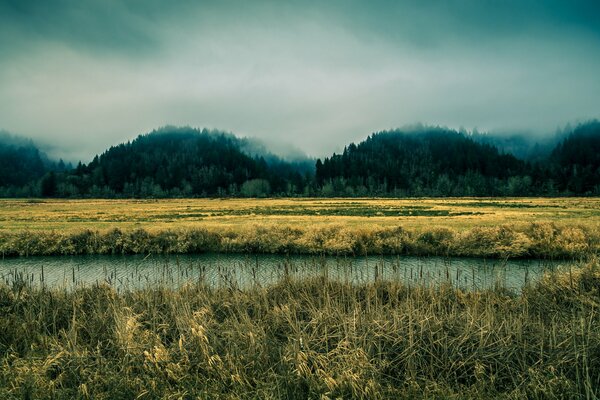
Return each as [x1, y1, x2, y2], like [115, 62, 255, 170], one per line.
[0, 253, 572, 292]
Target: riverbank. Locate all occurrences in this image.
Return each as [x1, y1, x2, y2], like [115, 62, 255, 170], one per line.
[1, 258, 598, 399]
[1, 222, 598, 259]
[2, 197, 598, 259]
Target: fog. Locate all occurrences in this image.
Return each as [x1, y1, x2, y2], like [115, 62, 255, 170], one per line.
[1, 0, 599, 162]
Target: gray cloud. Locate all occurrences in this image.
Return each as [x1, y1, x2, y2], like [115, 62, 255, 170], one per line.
[0, 0, 599, 161]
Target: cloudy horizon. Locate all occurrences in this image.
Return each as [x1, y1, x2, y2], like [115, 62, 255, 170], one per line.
[1, 0, 599, 162]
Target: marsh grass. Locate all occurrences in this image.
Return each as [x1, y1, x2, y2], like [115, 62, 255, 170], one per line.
[1, 222, 597, 259]
[2, 198, 599, 232]
[0, 258, 599, 399]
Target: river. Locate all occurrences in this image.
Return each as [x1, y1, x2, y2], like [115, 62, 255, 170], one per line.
[0, 253, 575, 292]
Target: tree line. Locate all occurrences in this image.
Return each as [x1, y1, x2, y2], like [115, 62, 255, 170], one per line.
[1, 122, 599, 197]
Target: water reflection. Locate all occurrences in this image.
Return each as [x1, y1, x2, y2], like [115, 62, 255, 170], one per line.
[0, 253, 571, 292]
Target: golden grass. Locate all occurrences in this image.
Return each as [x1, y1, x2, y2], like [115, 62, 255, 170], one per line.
[1, 258, 599, 399]
[0, 222, 598, 258]
[1, 198, 599, 258]
[1, 197, 599, 233]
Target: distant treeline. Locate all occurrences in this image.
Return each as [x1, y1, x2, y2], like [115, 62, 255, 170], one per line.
[1, 122, 599, 197]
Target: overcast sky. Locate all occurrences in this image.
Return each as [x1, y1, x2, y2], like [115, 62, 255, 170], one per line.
[1, 0, 599, 162]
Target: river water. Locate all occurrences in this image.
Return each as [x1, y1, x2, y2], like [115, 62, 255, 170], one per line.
[0, 253, 574, 292]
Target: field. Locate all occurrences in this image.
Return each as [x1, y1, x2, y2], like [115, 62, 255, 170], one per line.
[2, 198, 600, 399]
[0, 197, 599, 258]
[1, 197, 600, 232]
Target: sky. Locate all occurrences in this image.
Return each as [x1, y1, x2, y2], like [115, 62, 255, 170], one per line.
[0, 0, 599, 162]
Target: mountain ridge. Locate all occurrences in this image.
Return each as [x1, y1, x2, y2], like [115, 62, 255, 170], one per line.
[1, 121, 598, 197]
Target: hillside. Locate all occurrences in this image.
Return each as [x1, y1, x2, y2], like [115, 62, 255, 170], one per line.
[550, 121, 600, 193]
[316, 127, 528, 196]
[0, 122, 599, 197]
[0, 131, 47, 196]
[61, 127, 310, 197]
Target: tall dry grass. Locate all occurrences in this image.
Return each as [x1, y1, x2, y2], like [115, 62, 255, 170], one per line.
[1, 258, 599, 399]
[1, 222, 598, 259]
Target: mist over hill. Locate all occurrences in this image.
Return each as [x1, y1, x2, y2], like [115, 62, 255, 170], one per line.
[470, 132, 560, 162]
[0, 121, 599, 197]
[0, 131, 73, 195]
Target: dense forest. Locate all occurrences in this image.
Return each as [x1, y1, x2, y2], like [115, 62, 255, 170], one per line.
[35, 127, 313, 198]
[0, 122, 599, 197]
[0, 131, 72, 197]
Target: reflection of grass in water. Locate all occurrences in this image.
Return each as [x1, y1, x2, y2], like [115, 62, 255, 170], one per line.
[1, 258, 598, 399]
[1, 255, 553, 292]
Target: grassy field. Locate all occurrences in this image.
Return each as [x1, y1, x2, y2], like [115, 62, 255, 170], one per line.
[1, 198, 599, 258]
[1, 258, 599, 399]
[1, 199, 600, 398]
[1, 197, 599, 232]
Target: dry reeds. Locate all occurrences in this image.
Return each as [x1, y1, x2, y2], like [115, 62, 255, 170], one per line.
[1, 258, 599, 399]
[1, 222, 598, 259]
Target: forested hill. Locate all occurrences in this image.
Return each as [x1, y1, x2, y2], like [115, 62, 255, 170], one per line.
[550, 121, 600, 194]
[316, 128, 527, 196]
[315, 123, 600, 196]
[42, 127, 311, 197]
[0, 122, 599, 197]
[0, 132, 48, 195]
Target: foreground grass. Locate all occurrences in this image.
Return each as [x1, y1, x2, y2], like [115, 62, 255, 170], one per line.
[1, 259, 599, 399]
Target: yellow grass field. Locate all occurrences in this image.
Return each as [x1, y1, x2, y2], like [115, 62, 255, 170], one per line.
[1, 198, 599, 257]
[1, 197, 599, 233]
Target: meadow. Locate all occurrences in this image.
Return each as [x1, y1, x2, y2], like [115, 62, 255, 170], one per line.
[1, 198, 600, 399]
[0, 198, 600, 399]
[0, 197, 599, 258]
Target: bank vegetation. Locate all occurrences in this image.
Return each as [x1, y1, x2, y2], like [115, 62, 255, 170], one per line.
[1, 258, 599, 399]
[1, 222, 598, 259]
